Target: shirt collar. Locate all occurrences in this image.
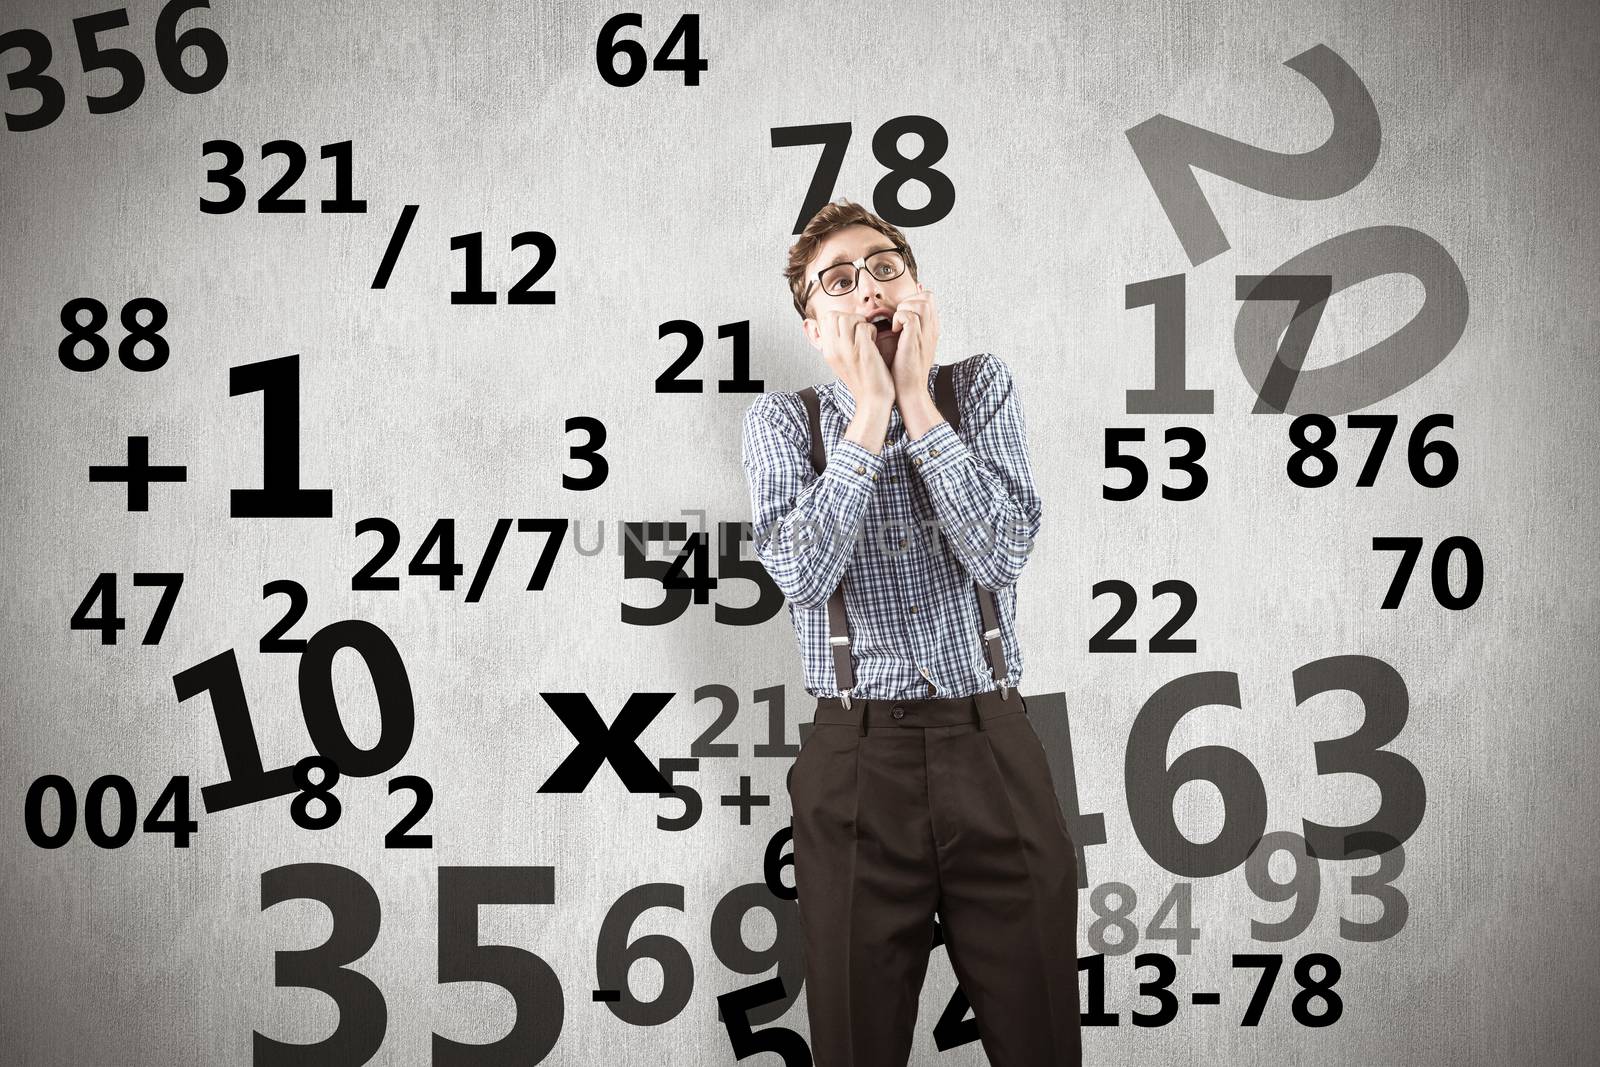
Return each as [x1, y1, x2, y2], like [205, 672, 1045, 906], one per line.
[819, 362, 941, 437]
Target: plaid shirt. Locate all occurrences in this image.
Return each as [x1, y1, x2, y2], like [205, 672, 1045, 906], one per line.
[740, 353, 1043, 700]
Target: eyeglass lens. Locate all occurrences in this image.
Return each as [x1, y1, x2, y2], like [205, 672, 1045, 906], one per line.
[819, 249, 906, 296]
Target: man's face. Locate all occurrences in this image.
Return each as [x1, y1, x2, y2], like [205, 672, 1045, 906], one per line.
[801, 224, 920, 367]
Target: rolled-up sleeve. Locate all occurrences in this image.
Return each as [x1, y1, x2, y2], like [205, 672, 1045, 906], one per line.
[904, 354, 1043, 589]
[741, 393, 883, 607]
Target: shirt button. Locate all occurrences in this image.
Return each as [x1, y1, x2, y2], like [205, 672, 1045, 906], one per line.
[908, 605, 918, 614]
[892, 706, 906, 719]
[856, 464, 866, 474]
[898, 539, 907, 549]
[913, 457, 924, 467]
[929, 447, 940, 457]
[872, 473, 879, 481]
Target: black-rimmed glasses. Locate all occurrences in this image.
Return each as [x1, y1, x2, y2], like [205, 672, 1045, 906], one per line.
[806, 247, 908, 301]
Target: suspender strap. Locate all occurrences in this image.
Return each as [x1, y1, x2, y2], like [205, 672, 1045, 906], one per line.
[934, 361, 959, 429]
[973, 581, 1010, 693]
[798, 387, 857, 706]
[825, 590, 855, 702]
[798, 386, 827, 474]
[932, 365, 1010, 699]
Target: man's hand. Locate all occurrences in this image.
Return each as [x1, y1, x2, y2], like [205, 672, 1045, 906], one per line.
[890, 287, 943, 438]
[816, 309, 895, 411]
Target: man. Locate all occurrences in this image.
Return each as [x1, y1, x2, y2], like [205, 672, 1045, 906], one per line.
[741, 199, 1083, 1066]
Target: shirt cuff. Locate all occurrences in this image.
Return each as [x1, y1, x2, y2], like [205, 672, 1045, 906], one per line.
[823, 437, 886, 490]
[904, 420, 968, 479]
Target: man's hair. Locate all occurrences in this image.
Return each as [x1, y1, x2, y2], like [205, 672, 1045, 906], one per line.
[783, 199, 919, 319]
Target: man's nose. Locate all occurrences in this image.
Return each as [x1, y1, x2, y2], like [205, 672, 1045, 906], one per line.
[857, 270, 885, 304]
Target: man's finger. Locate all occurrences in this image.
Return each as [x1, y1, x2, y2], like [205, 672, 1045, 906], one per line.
[893, 297, 930, 326]
[839, 315, 857, 348]
[828, 311, 848, 343]
[893, 308, 921, 334]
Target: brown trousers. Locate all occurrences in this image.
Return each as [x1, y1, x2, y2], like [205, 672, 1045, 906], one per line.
[788, 691, 1083, 1066]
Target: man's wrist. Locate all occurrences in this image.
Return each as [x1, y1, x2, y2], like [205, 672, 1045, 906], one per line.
[905, 418, 964, 477]
[899, 390, 943, 440]
[844, 402, 892, 454]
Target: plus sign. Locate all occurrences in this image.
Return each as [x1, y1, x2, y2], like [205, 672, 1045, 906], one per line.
[89, 436, 187, 511]
[720, 775, 770, 826]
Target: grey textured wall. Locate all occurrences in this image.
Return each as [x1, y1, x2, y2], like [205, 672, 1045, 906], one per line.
[3, 0, 1597, 1063]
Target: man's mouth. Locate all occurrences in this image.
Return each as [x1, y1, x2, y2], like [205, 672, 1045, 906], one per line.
[867, 312, 897, 359]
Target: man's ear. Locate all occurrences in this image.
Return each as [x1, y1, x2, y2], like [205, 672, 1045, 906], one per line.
[802, 316, 823, 351]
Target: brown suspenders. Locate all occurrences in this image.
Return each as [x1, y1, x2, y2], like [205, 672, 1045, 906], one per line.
[796, 364, 1010, 708]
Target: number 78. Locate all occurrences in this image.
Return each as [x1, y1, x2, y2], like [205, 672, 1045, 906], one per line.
[770, 117, 955, 234]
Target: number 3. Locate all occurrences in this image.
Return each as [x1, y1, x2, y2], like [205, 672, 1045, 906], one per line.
[1, 29, 66, 132]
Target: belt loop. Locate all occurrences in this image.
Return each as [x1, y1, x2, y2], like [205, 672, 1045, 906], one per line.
[972, 694, 985, 731]
[858, 698, 869, 737]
